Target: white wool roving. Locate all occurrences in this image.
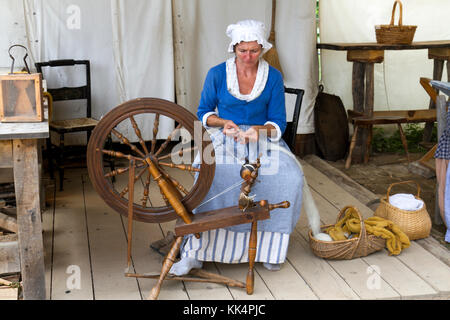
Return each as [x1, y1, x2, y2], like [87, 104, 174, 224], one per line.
[389, 193, 424, 211]
[314, 233, 333, 242]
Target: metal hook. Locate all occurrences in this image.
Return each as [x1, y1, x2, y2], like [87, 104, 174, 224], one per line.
[8, 44, 30, 74]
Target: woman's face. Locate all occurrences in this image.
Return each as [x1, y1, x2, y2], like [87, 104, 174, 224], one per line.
[235, 41, 262, 67]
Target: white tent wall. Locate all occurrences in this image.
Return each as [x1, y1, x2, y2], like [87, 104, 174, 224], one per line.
[1, 0, 318, 146]
[0, 1, 29, 69]
[319, 0, 450, 113]
[109, 0, 175, 141]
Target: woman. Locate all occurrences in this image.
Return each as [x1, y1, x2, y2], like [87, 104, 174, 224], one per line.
[170, 20, 320, 275]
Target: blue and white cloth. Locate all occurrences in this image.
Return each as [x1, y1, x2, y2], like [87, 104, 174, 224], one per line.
[181, 129, 304, 263]
[435, 108, 450, 159]
[443, 161, 450, 242]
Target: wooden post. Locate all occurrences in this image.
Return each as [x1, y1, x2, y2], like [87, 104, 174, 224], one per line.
[126, 159, 135, 271]
[348, 50, 383, 163]
[351, 62, 366, 114]
[12, 139, 46, 300]
[148, 236, 183, 300]
[350, 62, 366, 163]
[435, 95, 447, 225]
[246, 220, 258, 295]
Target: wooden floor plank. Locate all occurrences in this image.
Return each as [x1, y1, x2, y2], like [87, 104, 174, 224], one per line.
[82, 171, 141, 300]
[214, 262, 274, 300]
[181, 262, 234, 300]
[48, 171, 93, 300]
[289, 226, 359, 300]
[395, 241, 450, 295]
[325, 257, 400, 300]
[42, 182, 54, 300]
[301, 160, 374, 220]
[254, 259, 318, 300]
[363, 250, 438, 299]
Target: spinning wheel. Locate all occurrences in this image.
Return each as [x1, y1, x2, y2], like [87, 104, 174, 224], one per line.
[87, 98, 289, 300]
[87, 98, 215, 223]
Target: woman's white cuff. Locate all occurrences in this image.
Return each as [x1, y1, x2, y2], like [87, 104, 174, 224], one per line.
[202, 111, 218, 126]
[264, 121, 282, 142]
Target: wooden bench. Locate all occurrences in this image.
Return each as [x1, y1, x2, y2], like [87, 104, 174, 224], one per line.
[345, 77, 439, 170]
[345, 112, 410, 169]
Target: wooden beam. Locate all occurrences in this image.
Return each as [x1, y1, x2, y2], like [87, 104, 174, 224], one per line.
[347, 50, 384, 63]
[12, 139, 45, 300]
[317, 40, 450, 51]
[428, 48, 450, 60]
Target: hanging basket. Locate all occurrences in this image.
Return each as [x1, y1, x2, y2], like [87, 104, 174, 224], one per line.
[308, 206, 385, 260]
[375, 0, 417, 45]
[374, 180, 431, 240]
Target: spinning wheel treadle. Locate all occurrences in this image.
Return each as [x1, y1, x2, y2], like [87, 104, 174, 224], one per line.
[86, 98, 215, 223]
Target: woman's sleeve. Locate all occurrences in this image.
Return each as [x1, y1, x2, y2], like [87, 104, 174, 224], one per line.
[197, 69, 219, 126]
[265, 70, 287, 141]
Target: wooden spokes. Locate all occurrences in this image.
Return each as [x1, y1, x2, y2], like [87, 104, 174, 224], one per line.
[87, 98, 215, 223]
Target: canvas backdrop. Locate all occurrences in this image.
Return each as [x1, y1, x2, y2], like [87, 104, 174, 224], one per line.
[1, 0, 318, 144]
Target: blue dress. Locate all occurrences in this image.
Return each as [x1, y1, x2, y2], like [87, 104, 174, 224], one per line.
[180, 60, 305, 264]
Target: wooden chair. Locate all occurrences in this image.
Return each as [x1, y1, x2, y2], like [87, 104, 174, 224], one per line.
[282, 87, 304, 151]
[35, 59, 114, 190]
[345, 111, 410, 169]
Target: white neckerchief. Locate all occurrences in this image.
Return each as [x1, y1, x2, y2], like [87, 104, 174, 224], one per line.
[226, 57, 269, 102]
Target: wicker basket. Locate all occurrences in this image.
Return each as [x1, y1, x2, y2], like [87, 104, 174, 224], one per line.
[374, 180, 431, 240]
[375, 0, 417, 45]
[309, 206, 385, 260]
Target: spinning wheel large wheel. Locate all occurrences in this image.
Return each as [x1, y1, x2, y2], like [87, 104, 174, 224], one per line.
[87, 98, 215, 223]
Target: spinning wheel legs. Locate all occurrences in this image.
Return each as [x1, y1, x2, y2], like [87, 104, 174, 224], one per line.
[148, 236, 183, 300]
[246, 220, 257, 295]
[147, 220, 259, 299]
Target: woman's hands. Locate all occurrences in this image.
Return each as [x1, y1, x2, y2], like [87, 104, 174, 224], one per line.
[222, 120, 240, 137]
[225, 123, 276, 144]
[224, 124, 259, 144]
[237, 127, 258, 144]
[206, 115, 276, 144]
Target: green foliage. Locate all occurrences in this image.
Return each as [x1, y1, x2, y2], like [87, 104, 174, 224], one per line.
[316, 0, 319, 19]
[371, 123, 437, 154]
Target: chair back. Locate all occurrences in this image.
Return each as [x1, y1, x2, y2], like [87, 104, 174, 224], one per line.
[282, 87, 304, 151]
[35, 59, 91, 118]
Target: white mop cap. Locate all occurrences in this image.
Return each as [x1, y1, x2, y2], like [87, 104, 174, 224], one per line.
[226, 20, 272, 54]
